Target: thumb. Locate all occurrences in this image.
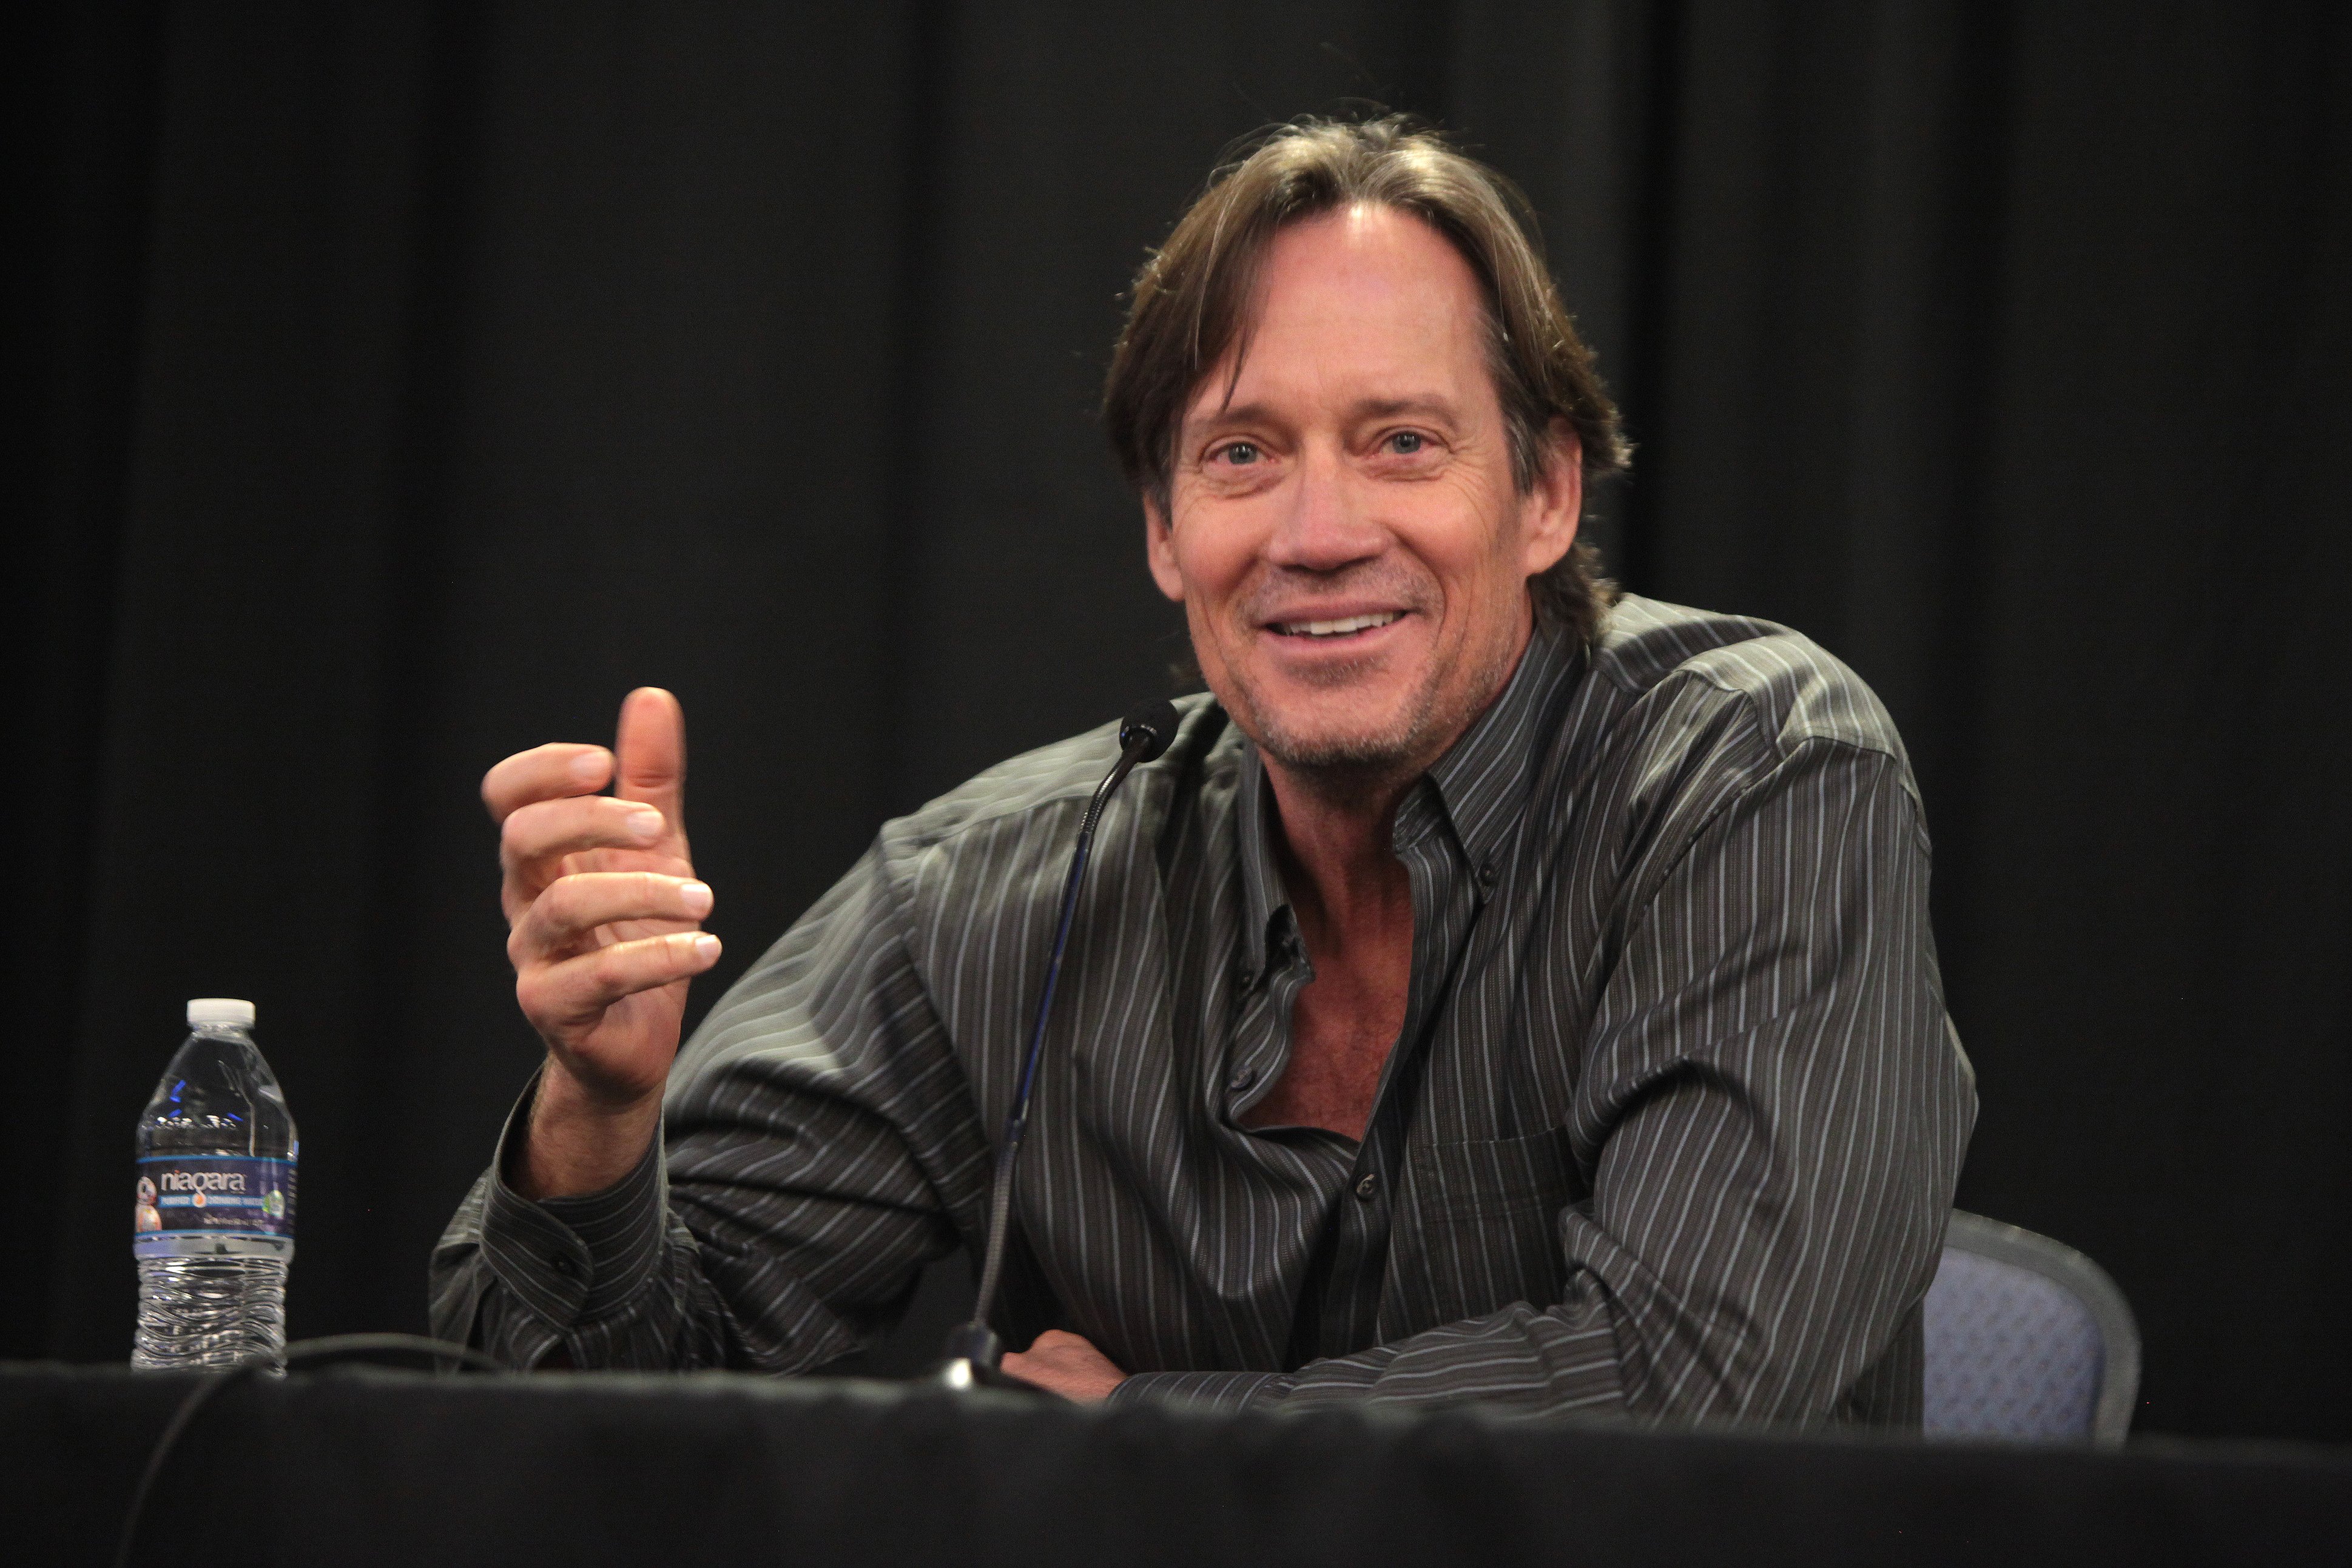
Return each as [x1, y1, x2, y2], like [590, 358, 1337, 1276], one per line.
[613, 687, 688, 846]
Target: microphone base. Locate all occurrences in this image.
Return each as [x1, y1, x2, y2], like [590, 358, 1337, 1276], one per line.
[931, 1320, 1045, 1394]
[931, 1354, 1044, 1393]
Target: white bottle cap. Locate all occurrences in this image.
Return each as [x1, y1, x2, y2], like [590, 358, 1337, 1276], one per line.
[186, 998, 257, 1028]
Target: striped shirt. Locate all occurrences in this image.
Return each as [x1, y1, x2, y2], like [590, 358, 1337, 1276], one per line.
[432, 596, 1975, 1421]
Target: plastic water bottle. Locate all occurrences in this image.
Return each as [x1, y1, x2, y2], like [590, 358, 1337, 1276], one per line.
[132, 998, 297, 1369]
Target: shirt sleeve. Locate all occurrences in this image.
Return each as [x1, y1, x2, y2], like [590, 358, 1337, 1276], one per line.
[429, 840, 992, 1372]
[1116, 729, 1975, 1417]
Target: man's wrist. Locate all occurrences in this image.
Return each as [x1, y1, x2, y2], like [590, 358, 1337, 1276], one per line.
[511, 1060, 662, 1200]
[475, 1068, 671, 1337]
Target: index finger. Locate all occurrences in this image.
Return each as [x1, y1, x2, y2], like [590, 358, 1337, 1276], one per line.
[483, 742, 613, 824]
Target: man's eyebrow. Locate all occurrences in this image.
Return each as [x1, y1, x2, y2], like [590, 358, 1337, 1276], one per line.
[1181, 394, 1462, 436]
[1352, 395, 1460, 421]
[1183, 399, 1283, 434]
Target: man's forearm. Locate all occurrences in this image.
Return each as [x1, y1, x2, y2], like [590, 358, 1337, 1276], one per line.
[1114, 1299, 1626, 1416]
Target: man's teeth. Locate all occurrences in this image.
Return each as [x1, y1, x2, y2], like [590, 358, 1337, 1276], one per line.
[1278, 611, 1404, 638]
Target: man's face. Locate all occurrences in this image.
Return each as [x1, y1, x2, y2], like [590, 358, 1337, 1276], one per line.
[1146, 204, 1580, 782]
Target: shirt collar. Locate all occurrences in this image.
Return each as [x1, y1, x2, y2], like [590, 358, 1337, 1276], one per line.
[1421, 617, 1583, 877]
[1232, 619, 1583, 974]
[1235, 743, 1290, 978]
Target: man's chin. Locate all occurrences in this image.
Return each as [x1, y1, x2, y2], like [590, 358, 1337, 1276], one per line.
[1205, 657, 1443, 780]
[1245, 704, 1429, 777]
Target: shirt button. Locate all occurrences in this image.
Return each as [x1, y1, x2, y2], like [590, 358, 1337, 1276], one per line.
[1228, 1065, 1259, 1092]
[550, 1254, 577, 1276]
[1477, 862, 1499, 889]
[1353, 1173, 1380, 1201]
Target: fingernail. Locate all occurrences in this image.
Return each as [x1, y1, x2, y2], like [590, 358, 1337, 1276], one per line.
[680, 881, 713, 917]
[570, 750, 606, 784]
[627, 809, 663, 840]
[691, 934, 721, 963]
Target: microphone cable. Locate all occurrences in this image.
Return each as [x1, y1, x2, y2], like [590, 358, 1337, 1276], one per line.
[938, 698, 1179, 1384]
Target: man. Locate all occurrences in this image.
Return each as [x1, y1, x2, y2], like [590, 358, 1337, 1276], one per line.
[433, 118, 1973, 1419]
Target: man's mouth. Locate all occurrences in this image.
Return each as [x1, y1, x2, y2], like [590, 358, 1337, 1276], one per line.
[1269, 610, 1405, 639]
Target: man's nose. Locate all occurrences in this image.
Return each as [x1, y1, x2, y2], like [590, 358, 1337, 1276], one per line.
[1266, 442, 1383, 571]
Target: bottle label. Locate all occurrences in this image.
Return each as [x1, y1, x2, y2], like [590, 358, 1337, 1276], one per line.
[135, 1156, 295, 1240]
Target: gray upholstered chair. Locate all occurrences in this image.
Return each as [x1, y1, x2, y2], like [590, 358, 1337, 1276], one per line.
[1922, 1210, 2140, 1445]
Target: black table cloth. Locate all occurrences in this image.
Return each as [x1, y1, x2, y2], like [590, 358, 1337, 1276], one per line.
[7, 1362, 2346, 1566]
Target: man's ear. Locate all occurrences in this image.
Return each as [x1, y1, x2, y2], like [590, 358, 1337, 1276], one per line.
[1144, 495, 1186, 603]
[1519, 419, 1583, 577]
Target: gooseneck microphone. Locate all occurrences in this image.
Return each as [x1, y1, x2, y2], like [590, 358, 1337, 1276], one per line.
[936, 698, 1181, 1390]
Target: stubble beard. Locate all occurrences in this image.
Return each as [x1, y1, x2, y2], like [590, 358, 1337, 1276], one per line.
[1204, 604, 1521, 801]
[1242, 653, 1441, 779]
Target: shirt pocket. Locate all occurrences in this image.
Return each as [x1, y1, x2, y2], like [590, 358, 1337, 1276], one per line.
[1392, 1126, 1580, 1331]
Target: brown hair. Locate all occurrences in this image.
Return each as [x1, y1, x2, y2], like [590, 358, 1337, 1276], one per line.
[1103, 115, 1631, 646]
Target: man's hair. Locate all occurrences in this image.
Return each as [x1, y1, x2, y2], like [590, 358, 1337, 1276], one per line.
[1102, 115, 1631, 647]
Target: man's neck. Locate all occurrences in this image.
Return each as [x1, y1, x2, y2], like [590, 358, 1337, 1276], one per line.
[1261, 760, 1417, 939]
[1248, 755, 1420, 1142]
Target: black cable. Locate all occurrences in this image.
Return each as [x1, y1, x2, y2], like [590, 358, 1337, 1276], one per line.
[113, 1334, 508, 1568]
[940, 699, 1178, 1383]
[969, 752, 1134, 1322]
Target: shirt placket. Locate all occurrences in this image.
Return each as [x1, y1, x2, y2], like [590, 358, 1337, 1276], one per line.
[1223, 905, 1302, 1114]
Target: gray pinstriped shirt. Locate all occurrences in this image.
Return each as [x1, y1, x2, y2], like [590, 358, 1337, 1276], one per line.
[432, 596, 1975, 1421]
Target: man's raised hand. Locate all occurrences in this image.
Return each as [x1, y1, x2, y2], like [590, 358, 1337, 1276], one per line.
[483, 687, 721, 1197]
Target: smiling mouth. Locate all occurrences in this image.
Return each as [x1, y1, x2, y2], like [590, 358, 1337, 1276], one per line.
[1270, 610, 1405, 639]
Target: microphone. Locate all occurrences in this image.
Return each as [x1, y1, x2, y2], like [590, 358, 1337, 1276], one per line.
[935, 698, 1180, 1391]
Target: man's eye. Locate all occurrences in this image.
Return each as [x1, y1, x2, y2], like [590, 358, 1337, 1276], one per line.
[1385, 431, 1426, 455]
[1216, 442, 1261, 466]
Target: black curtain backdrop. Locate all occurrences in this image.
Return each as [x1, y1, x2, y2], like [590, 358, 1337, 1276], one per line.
[16, 3, 2348, 1442]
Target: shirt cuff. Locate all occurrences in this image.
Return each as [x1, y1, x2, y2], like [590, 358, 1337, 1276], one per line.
[476, 1069, 669, 1334]
[1110, 1368, 1293, 1413]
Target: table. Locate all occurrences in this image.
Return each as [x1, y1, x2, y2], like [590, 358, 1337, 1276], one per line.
[7, 1361, 2346, 1566]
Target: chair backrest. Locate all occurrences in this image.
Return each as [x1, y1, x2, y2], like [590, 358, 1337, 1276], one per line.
[1922, 1210, 2140, 1445]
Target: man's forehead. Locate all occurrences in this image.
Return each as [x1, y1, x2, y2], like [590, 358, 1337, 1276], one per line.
[1179, 207, 1491, 428]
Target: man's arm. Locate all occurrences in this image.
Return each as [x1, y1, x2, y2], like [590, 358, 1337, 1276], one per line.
[431, 833, 985, 1371]
[1115, 738, 1975, 1417]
